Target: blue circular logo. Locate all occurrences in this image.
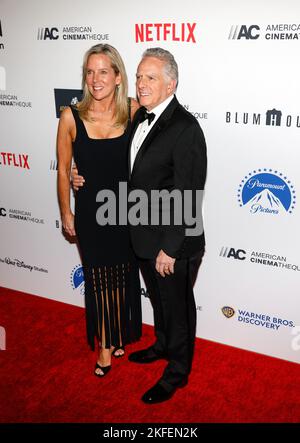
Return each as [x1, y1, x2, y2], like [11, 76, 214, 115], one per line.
[70, 265, 85, 294]
[238, 169, 296, 215]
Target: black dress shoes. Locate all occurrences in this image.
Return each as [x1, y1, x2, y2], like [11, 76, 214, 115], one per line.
[128, 347, 165, 364]
[141, 382, 175, 404]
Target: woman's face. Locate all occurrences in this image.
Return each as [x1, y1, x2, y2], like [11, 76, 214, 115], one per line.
[85, 53, 121, 102]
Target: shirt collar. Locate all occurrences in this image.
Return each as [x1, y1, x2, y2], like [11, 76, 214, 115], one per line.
[146, 94, 174, 121]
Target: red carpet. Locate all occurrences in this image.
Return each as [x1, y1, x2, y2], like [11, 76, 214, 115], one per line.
[0, 286, 300, 423]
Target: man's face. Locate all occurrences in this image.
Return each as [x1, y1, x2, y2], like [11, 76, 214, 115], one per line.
[136, 57, 176, 111]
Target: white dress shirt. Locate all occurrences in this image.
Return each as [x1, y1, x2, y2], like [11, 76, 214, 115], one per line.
[130, 94, 174, 172]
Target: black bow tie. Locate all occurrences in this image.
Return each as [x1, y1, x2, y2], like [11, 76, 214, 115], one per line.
[139, 110, 155, 126]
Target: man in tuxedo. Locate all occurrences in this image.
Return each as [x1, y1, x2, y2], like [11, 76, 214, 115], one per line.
[128, 48, 207, 404]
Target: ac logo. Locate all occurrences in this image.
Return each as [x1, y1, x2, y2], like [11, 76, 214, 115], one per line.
[0, 207, 7, 216]
[220, 247, 246, 260]
[38, 27, 59, 40]
[229, 25, 260, 40]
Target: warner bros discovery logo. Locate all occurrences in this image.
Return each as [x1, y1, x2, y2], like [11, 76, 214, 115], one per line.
[237, 169, 296, 215]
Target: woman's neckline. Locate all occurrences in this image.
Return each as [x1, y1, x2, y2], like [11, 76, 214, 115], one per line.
[81, 121, 125, 141]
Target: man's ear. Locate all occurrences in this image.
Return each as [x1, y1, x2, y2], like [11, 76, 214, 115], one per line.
[167, 78, 177, 94]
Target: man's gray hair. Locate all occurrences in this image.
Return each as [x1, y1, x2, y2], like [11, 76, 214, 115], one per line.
[142, 47, 178, 86]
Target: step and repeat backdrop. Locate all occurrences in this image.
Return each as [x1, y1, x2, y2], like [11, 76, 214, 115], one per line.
[1, 0, 300, 363]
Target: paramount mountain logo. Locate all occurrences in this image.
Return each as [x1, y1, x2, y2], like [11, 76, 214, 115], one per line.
[245, 189, 286, 213]
[70, 265, 85, 295]
[237, 169, 296, 215]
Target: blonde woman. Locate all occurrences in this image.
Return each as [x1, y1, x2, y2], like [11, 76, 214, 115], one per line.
[57, 44, 141, 377]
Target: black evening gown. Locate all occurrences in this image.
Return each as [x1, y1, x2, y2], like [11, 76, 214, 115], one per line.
[70, 106, 142, 351]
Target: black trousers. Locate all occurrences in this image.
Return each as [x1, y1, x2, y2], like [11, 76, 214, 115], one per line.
[139, 251, 203, 391]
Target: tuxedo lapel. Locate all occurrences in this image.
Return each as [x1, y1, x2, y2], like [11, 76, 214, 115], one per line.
[128, 106, 147, 179]
[130, 96, 179, 179]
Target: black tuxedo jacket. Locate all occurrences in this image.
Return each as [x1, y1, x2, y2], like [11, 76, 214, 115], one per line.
[128, 96, 207, 260]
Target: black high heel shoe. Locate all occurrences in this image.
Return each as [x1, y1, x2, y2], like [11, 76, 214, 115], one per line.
[112, 346, 125, 358]
[94, 362, 111, 377]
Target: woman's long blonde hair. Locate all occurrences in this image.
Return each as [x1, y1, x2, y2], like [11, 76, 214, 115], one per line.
[77, 44, 129, 127]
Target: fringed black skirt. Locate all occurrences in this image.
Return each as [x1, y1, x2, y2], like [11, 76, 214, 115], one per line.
[83, 260, 142, 351]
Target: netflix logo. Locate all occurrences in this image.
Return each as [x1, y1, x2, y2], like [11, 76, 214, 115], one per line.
[0, 152, 30, 169]
[135, 23, 197, 43]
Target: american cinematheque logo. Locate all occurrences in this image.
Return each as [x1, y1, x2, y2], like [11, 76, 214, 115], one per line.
[183, 104, 208, 122]
[0, 93, 32, 108]
[237, 169, 296, 215]
[0, 204, 44, 225]
[219, 246, 300, 272]
[37, 26, 109, 41]
[228, 23, 300, 40]
[0, 62, 32, 107]
[0, 66, 32, 108]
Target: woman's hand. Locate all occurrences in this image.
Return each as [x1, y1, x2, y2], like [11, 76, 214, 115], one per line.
[62, 212, 76, 236]
[71, 164, 85, 191]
